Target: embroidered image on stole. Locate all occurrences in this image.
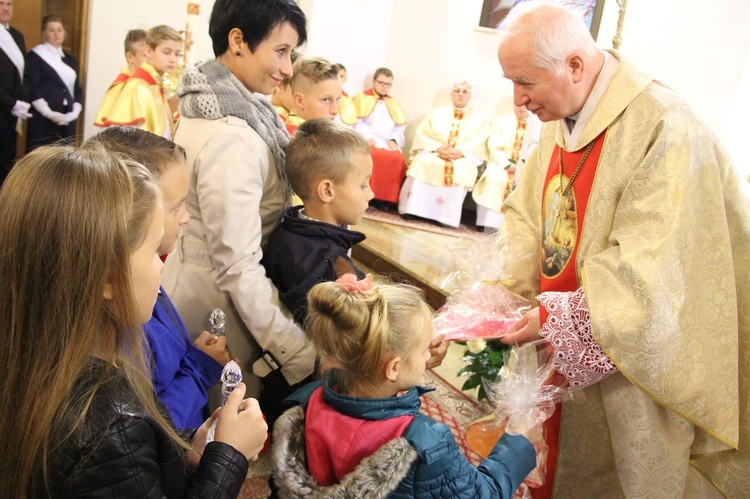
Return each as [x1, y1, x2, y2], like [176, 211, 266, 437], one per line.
[542, 179, 577, 278]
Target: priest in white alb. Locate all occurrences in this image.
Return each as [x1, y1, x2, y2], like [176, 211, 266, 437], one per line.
[473, 104, 541, 230]
[398, 81, 489, 227]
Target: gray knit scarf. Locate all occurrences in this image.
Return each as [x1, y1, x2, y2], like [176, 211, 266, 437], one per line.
[178, 60, 292, 199]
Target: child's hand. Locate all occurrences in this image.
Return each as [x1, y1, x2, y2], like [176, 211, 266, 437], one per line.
[194, 331, 231, 365]
[186, 406, 221, 471]
[508, 415, 544, 446]
[521, 422, 544, 446]
[214, 383, 268, 461]
[426, 334, 448, 369]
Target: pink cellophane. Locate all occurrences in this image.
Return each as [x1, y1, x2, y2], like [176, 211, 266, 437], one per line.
[434, 281, 528, 340]
[434, 233, 532, 341]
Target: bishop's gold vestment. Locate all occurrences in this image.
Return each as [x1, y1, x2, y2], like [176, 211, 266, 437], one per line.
[502, 51, 750, 498]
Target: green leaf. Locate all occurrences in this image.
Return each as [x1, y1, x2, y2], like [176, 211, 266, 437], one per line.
[462, 375, 482, 390]
[477, 385, 488, 401]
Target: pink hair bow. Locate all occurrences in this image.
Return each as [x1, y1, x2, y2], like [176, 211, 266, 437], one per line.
[336, 273, 374, 295]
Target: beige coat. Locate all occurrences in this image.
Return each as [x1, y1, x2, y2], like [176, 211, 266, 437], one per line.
[162, 115, 315, 397]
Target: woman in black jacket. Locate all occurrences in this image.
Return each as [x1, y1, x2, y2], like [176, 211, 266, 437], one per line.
[0, 144, 267, 497]
[25, 14, 83, 151]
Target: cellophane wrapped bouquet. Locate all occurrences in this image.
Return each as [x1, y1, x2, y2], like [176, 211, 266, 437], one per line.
[433, 233, 531, 342]
[465, 341, 570, 498]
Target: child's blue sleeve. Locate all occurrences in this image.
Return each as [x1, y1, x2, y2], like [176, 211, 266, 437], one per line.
[403, 414, 536, 498]
[146, 290, 223, 429]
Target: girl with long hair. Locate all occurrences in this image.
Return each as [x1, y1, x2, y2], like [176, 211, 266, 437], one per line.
[0, 144, 266, 497]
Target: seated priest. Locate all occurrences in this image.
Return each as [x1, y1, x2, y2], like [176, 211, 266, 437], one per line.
[398, 81, 489, 227]
[352, 67, 407, 205]
[473, 104, 541, 230]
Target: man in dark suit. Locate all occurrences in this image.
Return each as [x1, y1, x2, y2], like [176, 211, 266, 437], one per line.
[0, 0, 31, 182]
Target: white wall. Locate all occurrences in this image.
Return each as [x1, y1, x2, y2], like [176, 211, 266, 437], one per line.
[299, 0, 396, 96]
[82, 0, 750, 188]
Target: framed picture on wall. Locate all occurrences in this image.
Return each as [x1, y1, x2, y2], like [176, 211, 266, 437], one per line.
[479, 0, 606, 40]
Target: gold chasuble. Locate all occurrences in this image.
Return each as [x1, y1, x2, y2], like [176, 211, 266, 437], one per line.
[105, 62, 174, 137]
[351, 89, 406, 125]
[502, 51, 750, 498]
[93, 69, 130, 127]
[406, 105, 488, 189]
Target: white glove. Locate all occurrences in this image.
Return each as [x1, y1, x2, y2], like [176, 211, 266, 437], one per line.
[48, 111, 69, 126]
[62, 102, 82, 123]
[11, 100, 32, 119]
[32, 98, 68, 125]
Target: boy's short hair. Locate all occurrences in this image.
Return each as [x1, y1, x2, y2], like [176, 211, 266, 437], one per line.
[290, 57, 339, 94]
[146, 25, 183, 49]
[86, 126, 186, 178]
[286, 119, 370, 200]
[373, 67, 393, 80]
[208, 0, 306, 57]
[124, 29, 147, 54]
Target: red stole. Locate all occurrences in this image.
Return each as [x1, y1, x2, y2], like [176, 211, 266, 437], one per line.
[442, 108, 464, 186]
[501, 118, 528, 212]
[532, 130, 606, 499]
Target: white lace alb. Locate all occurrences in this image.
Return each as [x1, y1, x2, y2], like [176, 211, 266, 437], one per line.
[537, 287, 617, 389]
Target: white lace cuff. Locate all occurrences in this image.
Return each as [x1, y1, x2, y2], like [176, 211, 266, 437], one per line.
[537, 288, 617, 390]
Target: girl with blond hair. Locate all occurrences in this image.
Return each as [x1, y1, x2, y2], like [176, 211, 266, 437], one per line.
[272, 275, 540, 498]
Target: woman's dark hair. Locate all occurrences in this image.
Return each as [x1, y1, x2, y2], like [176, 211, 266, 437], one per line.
[209, 0, 307, 57]
[42, 14, 63, 29]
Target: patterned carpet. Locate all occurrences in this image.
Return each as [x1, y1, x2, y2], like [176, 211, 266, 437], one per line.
[362, 206, 481, 238]
[238, 369, 487, 498]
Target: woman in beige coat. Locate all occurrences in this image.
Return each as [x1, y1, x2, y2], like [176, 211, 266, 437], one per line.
[161, 0, 315, 426]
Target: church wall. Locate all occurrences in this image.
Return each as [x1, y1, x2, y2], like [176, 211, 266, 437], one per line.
[81, 0, 750, 189]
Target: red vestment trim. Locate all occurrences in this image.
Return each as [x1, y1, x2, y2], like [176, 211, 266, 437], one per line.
[112, 71, 130, 85]
[130, 66, 158, 86]
[532, 130, 607, 499]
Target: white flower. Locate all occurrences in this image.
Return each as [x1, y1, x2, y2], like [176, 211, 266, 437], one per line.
[467, 339, 487, 354]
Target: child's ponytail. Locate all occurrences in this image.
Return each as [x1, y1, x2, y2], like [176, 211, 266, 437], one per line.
[306, 275, 432, 391]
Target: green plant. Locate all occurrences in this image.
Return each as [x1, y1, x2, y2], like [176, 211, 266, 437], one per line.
[456, 339, 511, 400]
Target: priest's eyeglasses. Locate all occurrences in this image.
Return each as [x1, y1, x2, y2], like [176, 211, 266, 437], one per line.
[452, 89, 471, 94]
